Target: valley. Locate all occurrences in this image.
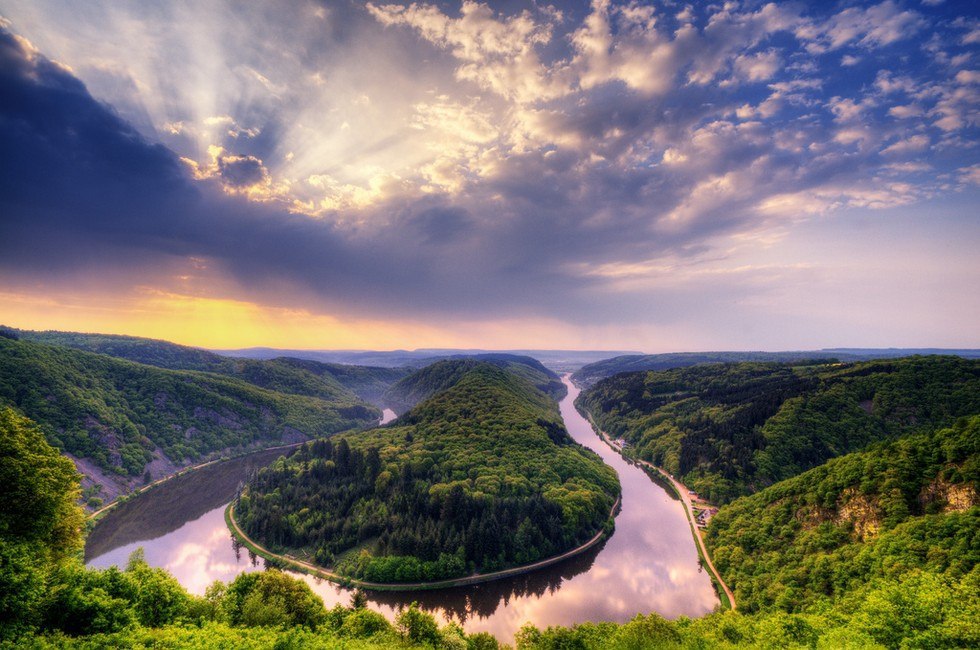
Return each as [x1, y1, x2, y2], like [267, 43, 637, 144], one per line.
[2, 330, 978, 647]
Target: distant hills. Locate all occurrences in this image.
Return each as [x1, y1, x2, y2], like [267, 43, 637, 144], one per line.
[214, 347, 638, 372]
[572, 348, 980, 386]
[10, 328, 411, 406]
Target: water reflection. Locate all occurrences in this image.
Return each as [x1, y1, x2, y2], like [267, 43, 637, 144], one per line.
[86, 376, 718, 644]
[86, 447, 294, 562]
[88, 504, 267, 593]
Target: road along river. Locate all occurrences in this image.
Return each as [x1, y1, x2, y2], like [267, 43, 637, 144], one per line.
[86, 376, 717, 643]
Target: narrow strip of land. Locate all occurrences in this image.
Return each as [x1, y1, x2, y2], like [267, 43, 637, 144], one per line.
[581, 409, 737, 611]
[226, 495, 620, 592]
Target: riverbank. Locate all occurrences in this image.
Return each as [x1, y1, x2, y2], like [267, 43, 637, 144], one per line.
[226, 495, 621, 592]
[86, 442, 304, 523]
[577, 405, 736, 611]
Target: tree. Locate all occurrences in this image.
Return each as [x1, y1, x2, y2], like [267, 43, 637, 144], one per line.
[124, 549, 189, 627]
[0, 407, 84, 639]
[350, 589, 368, 610]
[396, 602, 440, 645]
[225, 570, 326, 629]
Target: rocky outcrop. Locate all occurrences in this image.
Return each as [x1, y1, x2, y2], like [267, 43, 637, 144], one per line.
[834, 488, 882, 540]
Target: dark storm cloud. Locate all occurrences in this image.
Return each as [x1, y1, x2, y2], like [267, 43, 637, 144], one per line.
[217, 154, 268, 187]
[0, 29, 595, 321]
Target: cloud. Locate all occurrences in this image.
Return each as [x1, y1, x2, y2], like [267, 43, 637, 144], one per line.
[216, 153, 268, 187]
[0, 0, 977, 347]
[732, 50, 782, 83]
[881, 134, 930, 155]
[367, 1, 564, 103]
[797, 1, 926, 53]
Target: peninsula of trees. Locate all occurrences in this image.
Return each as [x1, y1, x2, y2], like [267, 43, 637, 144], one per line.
[233, 362, 620, 583]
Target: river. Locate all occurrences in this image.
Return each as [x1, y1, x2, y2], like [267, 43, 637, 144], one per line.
[86, 376, 717, 642]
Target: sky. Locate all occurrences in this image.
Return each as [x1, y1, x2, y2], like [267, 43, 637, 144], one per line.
[0, 0, 977, 351]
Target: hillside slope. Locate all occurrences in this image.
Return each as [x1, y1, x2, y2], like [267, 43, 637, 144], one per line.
[572, 349, 980, 386]
[234, 363, 619, 583]
[383, 356, 564, 414]
[706, 415, 979, 614]
[578, 357, 980, 503]
[572, 352, 843, 386]
[0, 337, 380, 502]
[10, 328, 409, 405]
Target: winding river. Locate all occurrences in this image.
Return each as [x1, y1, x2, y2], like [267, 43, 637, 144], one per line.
[86, 378, 717, 643]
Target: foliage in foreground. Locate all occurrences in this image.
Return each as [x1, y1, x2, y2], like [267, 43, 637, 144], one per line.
[516, 568, 979, 649]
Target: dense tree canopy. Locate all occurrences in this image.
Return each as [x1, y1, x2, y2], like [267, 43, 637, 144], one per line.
[0, 337, 380, 476]
[578, 356, 980, 503]
[235, 364, 619, 582]
[3, 359, 977, 648]
[382, 356, 564, 414]
[706, 415, 980, 614]
[0, 407, 85, 638]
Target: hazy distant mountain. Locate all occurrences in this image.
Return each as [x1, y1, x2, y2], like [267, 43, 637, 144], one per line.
[214, 347, 639, 373]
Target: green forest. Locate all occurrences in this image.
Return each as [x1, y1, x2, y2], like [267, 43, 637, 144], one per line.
[3, 344, 980, 648]
[0, 335, 380, 478]
[578, 357, 980, 503]
[4, 401, 977, 648]
[234, 362, 619, 583]
[382, 356, 565, 414]
[11, 327, 410, 405]
[706, 415, 979, 613]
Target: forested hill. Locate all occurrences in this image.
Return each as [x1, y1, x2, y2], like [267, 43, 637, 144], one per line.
[572, 352, 842, 386]
[234, 363, 619, 583]
[382, 356, 564, 414]
[0, 336, 380, 502]
[578, 356, 980, 503]
[571, 349, 980, 386]
[706, 415, 979, 614]
[8, 327, 410, 405]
